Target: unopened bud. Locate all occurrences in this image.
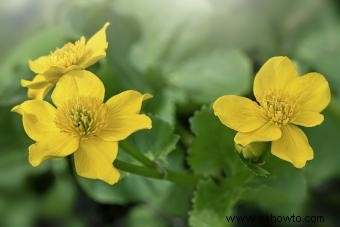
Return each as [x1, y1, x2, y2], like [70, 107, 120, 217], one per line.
[235, 142, 267, 162]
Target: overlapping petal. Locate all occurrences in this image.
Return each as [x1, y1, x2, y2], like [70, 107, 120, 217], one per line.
[292, 112, 324, 127]
[234, 122, 282, 146]
[74, 137, 120, 184]
[11, 100, 58, 141]
[99, 114, 152, 142]
[26, 83, 54, 100]
[28, 56, 51, 74]
[271, 124, 313, 168]
[21, 75, 54, 99]
[29, 133, 79, 167]
[290, 72, 331, 113]
[105, 90, 152, 115]
[254, 56, 299, 103]
[97, 90, 152, 141]
[51, 70, 105, 107]
[213, 95, 267, 133]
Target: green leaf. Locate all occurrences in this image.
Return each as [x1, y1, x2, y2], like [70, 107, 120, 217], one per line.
[242, 157, 307, 215]
[188, 107, 246, 176]
[237, 155, 270, 177]
[78, 174, 172, 205]
[295, 28, 340, 94]
[304, 108, 340, 185]
[168, 50, 252, 103]
[143, 91, 176, 126]
[129, 115, 179, 161]
[189, 179, 243, 227]
[115, 0, 211, 72]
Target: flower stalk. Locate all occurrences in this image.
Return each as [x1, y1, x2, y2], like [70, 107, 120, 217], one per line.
[114, 159, 198, 188]
[120, 141, 158, 169]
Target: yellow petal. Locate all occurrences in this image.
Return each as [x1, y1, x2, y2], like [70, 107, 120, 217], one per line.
[271, 124, 313, 168]
[29, 57, 79, 80]
[29, 133, 79, 167]
[28, 56, 51, 74]
[290, 73, 331, 113]
[105, 90, 152, 115]
[27, 83, 54, 100]
[51, 70, 105, 107]
[292, 112, 324, 127]
[81, 22, 110, 68]
[254, 56, 299, 103]
[98, 114, 152, 141]
[11, 100, 58, 141]
[43, 65, 78, 78]
[21, 75, 54, 100]
[213, 95, 267, 133]
[21, 75, 49, 89]
[234, 122, 282, 146]
[74, 137, 120, 185]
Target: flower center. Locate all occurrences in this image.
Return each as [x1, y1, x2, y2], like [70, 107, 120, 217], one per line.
[261, 93, 295, 126]
[48, 38, 86, 68]
[55, 97, 108, 138]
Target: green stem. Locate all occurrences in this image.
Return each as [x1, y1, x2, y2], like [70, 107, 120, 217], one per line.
[114, 159, 198, 188]
[120, 141, 157, 168]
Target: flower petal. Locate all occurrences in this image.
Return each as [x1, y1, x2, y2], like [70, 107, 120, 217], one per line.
[51, 70, 105, 107]
[254, 56, 299, 103]
[105, 90, 152, 115]
[21, 75, 54, 100]
[98, 114, 152, 141]
[292, 112, 324, 127]
[234, 122, 281, 146]
[74, 137, 120, 184]
[26, 83, 54, 100]
[28, 56, 51, 74]
[29, 133, 79, 167]
[290, 73, 331, 113]
[81, 22, 110, 68]
[21, 75, 49, 89]
[213, 95, 267, 133]
[11, 100, 58, 141]
[271, 124, 313, 168]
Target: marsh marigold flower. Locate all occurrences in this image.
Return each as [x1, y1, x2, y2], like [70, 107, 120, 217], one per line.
[21, 23, 110, 100]
[12, 70, 152, 184]
[213, 56, 331, 168]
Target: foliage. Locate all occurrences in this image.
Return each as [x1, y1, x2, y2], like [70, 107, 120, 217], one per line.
[1, 0, 340, 226]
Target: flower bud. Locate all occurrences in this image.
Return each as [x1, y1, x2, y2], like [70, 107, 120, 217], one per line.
[235, 142, 267, 162]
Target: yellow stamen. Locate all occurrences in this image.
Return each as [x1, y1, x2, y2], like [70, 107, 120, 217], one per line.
[55, 96, 108, 138]
[261, 93, 296, 126]
[48, 38, 86, 68]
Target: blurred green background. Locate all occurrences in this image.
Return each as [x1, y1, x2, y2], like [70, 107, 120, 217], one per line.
[1, 0, 340, 226]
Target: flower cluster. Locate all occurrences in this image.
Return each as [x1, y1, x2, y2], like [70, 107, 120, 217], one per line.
[12, 23, 331, 185]
[12, 23, 152, 184]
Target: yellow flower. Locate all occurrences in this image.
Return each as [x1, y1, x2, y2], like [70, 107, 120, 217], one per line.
[21, 22, 110, 100]
[213, 56, 331, 168]
[12, 70, 152, 184]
